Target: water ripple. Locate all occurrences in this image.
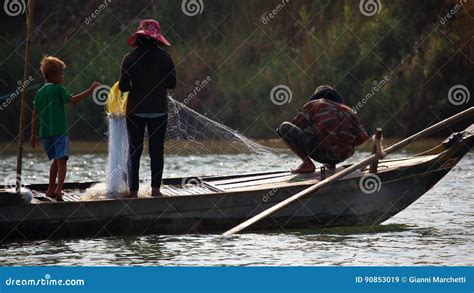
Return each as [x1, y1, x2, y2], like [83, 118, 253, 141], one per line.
[0, 152, 472, 266]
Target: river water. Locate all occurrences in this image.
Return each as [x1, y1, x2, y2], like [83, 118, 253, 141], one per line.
[0, 149, 473, 266]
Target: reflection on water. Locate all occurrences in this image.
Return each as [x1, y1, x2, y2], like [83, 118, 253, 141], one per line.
[0, 150, 473, 266]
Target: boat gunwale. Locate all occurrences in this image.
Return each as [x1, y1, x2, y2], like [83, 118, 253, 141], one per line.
[11, 151, 450, 205]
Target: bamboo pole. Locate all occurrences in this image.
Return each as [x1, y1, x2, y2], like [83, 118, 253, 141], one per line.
[15, 0, 35, 194]
[223, 107, 474, 235]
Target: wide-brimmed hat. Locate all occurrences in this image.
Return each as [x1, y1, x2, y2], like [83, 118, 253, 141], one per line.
[128, 19, 171, 47]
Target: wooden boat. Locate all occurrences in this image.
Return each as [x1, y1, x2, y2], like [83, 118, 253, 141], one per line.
[1, 126, 473, 241]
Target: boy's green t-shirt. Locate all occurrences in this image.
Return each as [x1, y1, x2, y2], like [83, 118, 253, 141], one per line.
[33, 83, 72, 138]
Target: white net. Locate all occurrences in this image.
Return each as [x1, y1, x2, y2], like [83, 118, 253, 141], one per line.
[165, 97, 282, 156]
[105, 115, 129, 196]
[94, 96, 284, 198]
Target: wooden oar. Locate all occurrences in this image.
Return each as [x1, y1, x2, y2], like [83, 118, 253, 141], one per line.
[223, 107, 474, 236]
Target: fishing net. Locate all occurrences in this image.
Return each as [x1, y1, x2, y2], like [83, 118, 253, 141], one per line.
[107, 82, 279, 155]
[105, 116, 129, 195]
[100, 82, 283, 197]
[165, 97, 281, 156]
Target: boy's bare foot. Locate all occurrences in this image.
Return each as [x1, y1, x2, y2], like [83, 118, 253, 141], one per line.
[151, 188, 163, 197]
[291, 159, 315, 174]
[127, 190, 138, 198]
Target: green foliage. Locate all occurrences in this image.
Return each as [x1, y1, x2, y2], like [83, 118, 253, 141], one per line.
[0, 0, 472, 141]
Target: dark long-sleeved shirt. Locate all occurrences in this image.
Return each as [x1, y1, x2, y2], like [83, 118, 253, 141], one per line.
[119, 43, 176, 114]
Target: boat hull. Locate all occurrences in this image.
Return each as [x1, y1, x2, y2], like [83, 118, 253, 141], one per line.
[0, 128, 472, 241]
[0, 161, 456, 240]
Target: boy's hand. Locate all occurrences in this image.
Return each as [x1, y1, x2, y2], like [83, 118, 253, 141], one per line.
[89, 81, 102, 93]
[70, 82, 103, 104]
[29, 135, 40, 149]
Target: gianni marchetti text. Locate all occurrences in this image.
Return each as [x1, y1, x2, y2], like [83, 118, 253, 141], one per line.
[355, 276, 467, 284]
[409, 276, 466, 283]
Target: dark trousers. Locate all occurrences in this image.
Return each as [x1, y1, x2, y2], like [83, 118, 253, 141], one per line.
[277, 122, 319, 159]
[126, 114, 168, 191]
[277, 122, 339, 165]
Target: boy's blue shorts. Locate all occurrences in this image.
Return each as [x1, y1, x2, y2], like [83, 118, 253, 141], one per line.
[41, 134, 69, 160]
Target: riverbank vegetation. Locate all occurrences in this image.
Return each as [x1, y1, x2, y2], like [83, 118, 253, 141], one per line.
[1, 0, 472, 142]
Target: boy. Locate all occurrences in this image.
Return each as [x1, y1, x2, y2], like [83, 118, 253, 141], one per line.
[277, 85, 369, 173]
[29, 56, 101, 201]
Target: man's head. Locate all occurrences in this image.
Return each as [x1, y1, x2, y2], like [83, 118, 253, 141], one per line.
[310, 85, 345, 104]
[314, 85, 333, 95]
[40, 56, 66, 84]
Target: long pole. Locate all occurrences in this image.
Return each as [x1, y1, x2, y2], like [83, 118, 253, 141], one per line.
[223, 107, 474, 235]
[15, 0, 35, 194]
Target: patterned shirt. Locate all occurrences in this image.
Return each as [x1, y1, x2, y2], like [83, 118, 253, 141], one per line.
[292, 99, 369, 162]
